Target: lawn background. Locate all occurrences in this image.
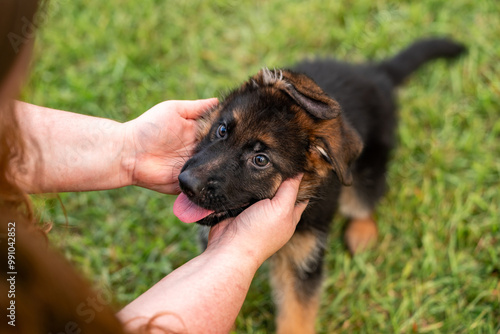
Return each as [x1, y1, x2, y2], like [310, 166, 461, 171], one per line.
[25, 0, 499, 333]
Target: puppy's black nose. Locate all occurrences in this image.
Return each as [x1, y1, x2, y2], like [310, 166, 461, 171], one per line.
[178, 170, 203, 198]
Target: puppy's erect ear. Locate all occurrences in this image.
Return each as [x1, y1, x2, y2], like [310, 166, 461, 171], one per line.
[252, 68, 342, 120]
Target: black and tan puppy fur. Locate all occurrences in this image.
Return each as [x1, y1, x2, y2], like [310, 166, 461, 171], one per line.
[177, 38, 465, 333]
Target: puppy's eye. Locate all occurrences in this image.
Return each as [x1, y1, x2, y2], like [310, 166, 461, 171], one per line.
[217, 124, 227, 139]
[253, 154, 270, 168]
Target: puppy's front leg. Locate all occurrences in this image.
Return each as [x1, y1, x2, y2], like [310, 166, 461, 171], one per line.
[270, 231, 325, 334]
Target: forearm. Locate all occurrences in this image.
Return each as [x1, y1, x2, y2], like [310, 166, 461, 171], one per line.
[117, 247, 261, 334]
[12, 101, 132, 193]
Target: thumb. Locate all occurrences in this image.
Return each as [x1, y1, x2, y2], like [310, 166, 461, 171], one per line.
[270, 174, 304, 209]
[178, 98, 219, 120]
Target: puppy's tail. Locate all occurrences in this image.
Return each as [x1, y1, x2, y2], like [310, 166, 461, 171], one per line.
[378, 38, 466, 86]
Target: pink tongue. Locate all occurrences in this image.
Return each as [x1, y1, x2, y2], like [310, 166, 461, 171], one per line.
[173, 192, 214, 223]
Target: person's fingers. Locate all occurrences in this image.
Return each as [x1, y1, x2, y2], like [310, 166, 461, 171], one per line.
[208, 174, 304, 240]
[269, 174, 304, 209]
[177, 98, 219, 120]
[292, 200, 309, 225]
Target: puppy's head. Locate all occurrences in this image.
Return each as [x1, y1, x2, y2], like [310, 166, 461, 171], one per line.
[174, 69, 363, 226]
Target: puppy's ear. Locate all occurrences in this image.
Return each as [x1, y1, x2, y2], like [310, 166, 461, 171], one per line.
[276, 70, 363, 185]
[251, 68, 363, 185]
[252, 68, 342, 120]
[311, 119, 363, 186]
[281, 70, 342, 120]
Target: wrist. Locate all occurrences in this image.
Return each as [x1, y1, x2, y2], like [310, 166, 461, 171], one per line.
[204, 240, 265, 272]
[119, 121, 138, 188]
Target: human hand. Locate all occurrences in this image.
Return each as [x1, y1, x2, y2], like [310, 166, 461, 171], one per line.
[119, 177, 306, 333]
[123, 98, 218, 194]
[206, 174, 308, 266]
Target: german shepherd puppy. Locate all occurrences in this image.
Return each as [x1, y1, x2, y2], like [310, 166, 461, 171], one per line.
[173, 38, 465, 333]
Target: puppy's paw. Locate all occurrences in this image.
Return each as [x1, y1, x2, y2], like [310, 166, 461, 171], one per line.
[344, 217, 378, 255]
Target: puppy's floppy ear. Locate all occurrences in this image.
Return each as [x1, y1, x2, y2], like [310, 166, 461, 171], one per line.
[277, 70, 362, 185]
[312, 121, 363, 186]
[280, 70, 343, 120]
[252, 68, 342, 120]
[252, 68, 363, 185]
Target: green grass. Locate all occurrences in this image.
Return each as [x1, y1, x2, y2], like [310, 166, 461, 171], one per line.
[26, 0, 499, 333]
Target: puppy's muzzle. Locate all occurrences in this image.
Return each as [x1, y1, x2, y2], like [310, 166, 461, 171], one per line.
[178, 170, 203, 198]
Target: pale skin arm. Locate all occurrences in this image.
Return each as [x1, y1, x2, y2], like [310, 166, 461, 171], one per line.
[118, 175, 307, 334]
[12, 98, 219, 193]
